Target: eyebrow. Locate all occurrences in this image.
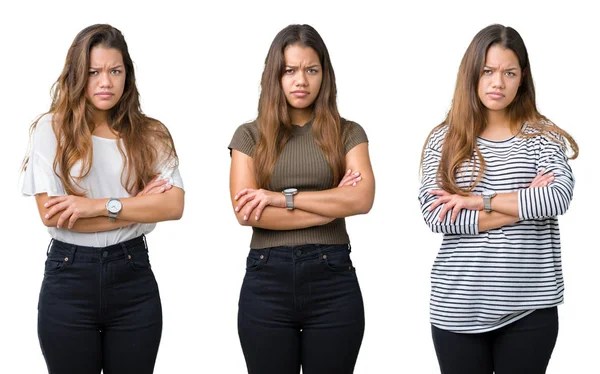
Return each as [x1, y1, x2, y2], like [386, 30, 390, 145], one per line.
[285, 64, 321, 69]
[89, 65, 124, 70]
[484, 65, 519, 71]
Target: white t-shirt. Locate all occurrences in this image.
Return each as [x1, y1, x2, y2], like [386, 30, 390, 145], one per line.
[21, 113, 184, 247]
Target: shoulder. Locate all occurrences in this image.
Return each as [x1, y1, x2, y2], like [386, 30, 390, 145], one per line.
[341, 118, 367, 137]
[232, 120, 260, 142]
[424, 124, 449, 151]
[340, 118, 368, 153]
[229, 120, 260, 157]
[520, 121, 567, 150]
[32, 113, 57, 142]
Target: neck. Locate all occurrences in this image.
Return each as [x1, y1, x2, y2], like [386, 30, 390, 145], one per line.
[481, 109, 516, 140]
[288, 106, 313, 126]
[92, 109, 109, 127]
[484, 109, 510, 129]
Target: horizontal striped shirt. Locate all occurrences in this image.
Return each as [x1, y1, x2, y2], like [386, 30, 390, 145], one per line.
[419, 124, 575, 333]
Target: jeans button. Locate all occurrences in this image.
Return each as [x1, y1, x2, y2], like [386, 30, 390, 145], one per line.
[64, 257, 68, 262]
[259, 255, 264, 260]
[103, 251, 108, 258]
[322, 254, 327, 259]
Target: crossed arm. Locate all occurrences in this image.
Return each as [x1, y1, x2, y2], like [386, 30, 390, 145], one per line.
[229, 142, 375, 230]
[36, 177, 184, 232]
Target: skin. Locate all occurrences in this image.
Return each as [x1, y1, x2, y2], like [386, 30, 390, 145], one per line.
[428, 44, 554, 228]
[230, 44, 375, 228]
[35, 46, 184, 230]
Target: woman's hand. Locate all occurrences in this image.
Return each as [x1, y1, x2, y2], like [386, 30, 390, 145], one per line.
[338, 169, 362, 187]
[428, 190, 484, 223]
[234, 188, 286, 221]
[137, 176, 173, 196]
[528, 169, 554, 188]
[44, 196, 104, 229]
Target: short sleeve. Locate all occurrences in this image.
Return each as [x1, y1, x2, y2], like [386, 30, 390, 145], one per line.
[154, 147, 184, 190]
[341, 120, 368, 154]
[228, 122, 260, 157]
[21, 114, 66, 197]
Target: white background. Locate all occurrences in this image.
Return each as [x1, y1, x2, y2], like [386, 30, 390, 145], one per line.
[1, 0, 598, 372]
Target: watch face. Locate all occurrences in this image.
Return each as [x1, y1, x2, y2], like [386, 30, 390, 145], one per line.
[283, 188, 298, 195]
[107, 199, 122, 213]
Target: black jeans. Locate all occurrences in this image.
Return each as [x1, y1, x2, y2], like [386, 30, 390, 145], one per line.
[432, 306, 559, 374]
[38, 235, 162, 374]
[238, 244, 365, 374]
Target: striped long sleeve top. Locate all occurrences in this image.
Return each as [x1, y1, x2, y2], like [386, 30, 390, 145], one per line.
[419, 124, 575, 333]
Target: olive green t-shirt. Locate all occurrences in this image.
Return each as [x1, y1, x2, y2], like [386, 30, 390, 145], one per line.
[229, 118, 368, 249]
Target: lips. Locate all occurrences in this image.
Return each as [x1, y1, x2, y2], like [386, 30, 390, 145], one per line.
[291, 90, 309, 98]
[487, 92, 504, 99]
[95, 92, 114, 99]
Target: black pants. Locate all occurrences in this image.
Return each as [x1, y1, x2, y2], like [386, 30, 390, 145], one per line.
[238, 244, 365, 374]
[432, 307, 559, 374]
[38, 235, 162, 374]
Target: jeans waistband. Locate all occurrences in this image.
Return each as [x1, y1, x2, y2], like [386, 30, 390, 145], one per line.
[250, 243, 351, 262]
[47, 235, 147, 263]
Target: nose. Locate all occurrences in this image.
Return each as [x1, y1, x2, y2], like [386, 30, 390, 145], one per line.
[295, 71, 307, 87]
[491, 72, 504, 89]
[99, 72, 113, 88]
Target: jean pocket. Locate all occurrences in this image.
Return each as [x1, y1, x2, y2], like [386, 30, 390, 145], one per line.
[44, 257, 68, 275]
[322, 248, 355, 272]
[245, 249, 268, 272]
[128, 251, 152, 270]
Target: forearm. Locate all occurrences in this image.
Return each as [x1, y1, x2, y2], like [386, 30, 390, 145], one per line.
[46, 216, 134, 232]
[114, 187, 184, 223]
[478, 211, 520, 232]
[236, 206, 333, 230]
[489, 192, 519, 217]
[294, 184, 375, 218]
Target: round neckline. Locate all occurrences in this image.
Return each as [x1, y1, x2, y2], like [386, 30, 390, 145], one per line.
[291, 119, 314, 135]
[92, 134, 119, 142]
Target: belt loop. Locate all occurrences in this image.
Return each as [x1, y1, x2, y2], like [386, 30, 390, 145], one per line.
[65, 245, 77, 266]
[46, 239, 54, 255]
[121, 242, 131, 261]
[142, 234, 148, 251]
[348, 243, 352, 252]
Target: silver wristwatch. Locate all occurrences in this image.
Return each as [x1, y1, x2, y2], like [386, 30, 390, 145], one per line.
[106, 197, 123, 221]
[282, 188, 298, 210]
[482, 190, 497, 213]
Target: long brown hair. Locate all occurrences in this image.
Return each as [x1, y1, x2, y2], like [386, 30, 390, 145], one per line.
[254, 24, 345, 188]
[24, 24, 177, 195]
[422, 24, 578, 195]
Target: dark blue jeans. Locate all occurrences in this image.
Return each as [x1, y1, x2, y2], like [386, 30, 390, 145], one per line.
[432, 306, 559, 374]
[238, 244, 365, 374]
[38, 235, 162, 374]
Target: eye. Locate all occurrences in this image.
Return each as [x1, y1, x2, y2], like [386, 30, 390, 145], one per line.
[505, 71, 516, 77]
[482, 69, 492, 75]
[88, 71, 98, 76]
[111, 69, 122, 75]
[307, 68, 319, 74]
[284, 68, 294, 74]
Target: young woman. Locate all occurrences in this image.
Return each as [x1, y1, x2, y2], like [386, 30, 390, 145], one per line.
[229, 24, 375, 374]
[419, 24, 578, 373]
[21, 24, 184, 373]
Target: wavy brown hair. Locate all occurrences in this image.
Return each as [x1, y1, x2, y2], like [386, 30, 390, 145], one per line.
[422, 24, 578, 195]
[254, 24, 345, 188]
[24, 24, 177, 196]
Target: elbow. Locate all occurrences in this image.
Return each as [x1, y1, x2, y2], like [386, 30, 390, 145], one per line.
[234, 211, 250, 226]
[356, 199, 374, 215]
[41, 217, 55, 228]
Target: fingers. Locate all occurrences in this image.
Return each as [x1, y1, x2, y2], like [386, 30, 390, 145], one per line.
[137, 178, 169, 196]
[235, 192, 256, 213]
[338, 170, 362, 187]
[67, 211, 81, 229]
[45, 201, 69, 220]
[56, 208, 74, 229]
[254, 200, 268, 221]
[235, 188, 254, 201]
[242, 198, 261, 221]
[528, 169, 555, 188]
[44, 196, 67, 209]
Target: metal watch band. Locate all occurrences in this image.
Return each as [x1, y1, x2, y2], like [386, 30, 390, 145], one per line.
[285, 194, 295, 210]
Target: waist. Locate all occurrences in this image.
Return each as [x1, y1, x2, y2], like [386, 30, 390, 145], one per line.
[48, 235, 147, 263]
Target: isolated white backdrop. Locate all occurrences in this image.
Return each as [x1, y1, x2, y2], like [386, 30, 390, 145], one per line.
[1, 1, 597, 373]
